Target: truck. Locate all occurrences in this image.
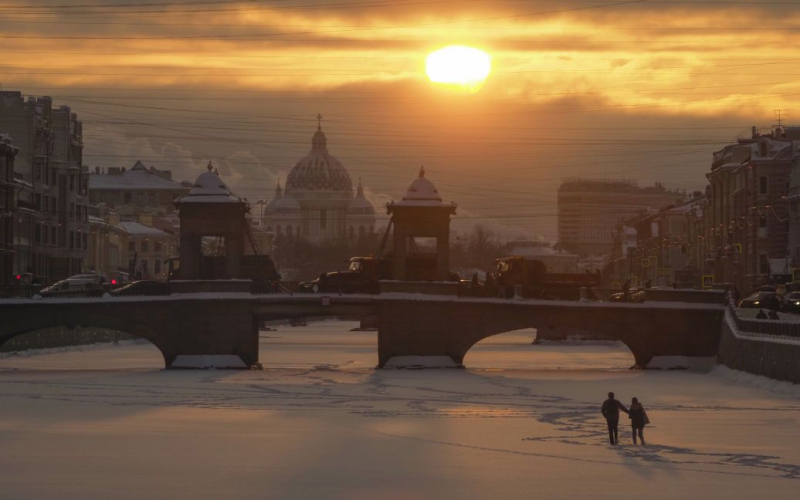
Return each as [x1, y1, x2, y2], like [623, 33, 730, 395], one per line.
[464, 256, 600, 300]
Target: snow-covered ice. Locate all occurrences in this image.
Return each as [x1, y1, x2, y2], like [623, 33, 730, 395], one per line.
[1, 320, 798, 499]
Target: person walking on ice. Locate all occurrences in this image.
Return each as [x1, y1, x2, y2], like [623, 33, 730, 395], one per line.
[601, 392, 629, 445]
[628, 397, 649, 445]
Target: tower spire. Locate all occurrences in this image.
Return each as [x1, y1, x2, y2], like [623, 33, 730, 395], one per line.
[316, 113, 323, 131]
[419, 166, 425, 178]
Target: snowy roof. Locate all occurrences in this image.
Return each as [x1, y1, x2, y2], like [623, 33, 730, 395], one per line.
[89, 163, 187, 191]
[119, 221, 170, 237]
[177, 162, 242, 204]
[389, 167, 456, 210]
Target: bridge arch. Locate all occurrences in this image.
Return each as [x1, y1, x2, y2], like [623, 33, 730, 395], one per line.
[0, 312, 176, 368]
[460, 327, 639, 370]
[446, 310, 652, 368]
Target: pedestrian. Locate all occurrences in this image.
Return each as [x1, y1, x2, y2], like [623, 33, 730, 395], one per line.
[628, 397, 648, 445]
[756, 309, 768, 319]
[601, 392, 629, 445]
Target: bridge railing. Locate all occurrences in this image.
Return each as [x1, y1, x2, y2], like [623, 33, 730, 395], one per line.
[0, 285, 43, 299]
[726, 293, 800, 338]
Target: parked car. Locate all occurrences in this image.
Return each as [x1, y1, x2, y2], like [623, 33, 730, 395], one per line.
[783, 292, 800, 314]
[738, 292, 784, 311]
[110, 280, 171, 297]
[38, 273, 110, 298]
[608, 288, 646, 303]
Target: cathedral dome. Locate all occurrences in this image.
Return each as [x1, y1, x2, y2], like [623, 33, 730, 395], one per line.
[272, 193, 302, 217]
[285, 124, 353, 193]
[348, 180, 375, 216]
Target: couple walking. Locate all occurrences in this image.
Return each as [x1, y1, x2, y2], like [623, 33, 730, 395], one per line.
[601, 392, 648, 445]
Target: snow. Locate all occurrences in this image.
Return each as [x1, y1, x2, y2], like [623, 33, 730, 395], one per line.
[89, 169, 186, 191]
[0, 320, 799, 499]
[383, 355, 460, 369]
[118, 220, 170, 237]
[171, 355, 247, 369]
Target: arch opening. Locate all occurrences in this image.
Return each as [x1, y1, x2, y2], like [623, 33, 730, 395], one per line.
[463, 327, 637, 371]
[0, 326, 167, 371]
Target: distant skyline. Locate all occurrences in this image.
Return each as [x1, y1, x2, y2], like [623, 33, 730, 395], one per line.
[2, 0, 799, 239]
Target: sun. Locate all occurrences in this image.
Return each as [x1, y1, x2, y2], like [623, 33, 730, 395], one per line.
[425, 45, 492, 92]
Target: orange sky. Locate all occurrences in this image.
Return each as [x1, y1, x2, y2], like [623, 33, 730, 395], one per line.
[2, 0, 800, 239]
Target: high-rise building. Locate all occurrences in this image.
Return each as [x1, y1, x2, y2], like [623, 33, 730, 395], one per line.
[0, 91, 89, 283]
[557, 178, 685, 256]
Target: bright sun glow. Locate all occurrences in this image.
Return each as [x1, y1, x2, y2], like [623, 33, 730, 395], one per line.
[426, 45, 492, 92]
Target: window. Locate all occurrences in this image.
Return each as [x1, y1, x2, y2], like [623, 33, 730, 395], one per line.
[287, 225, 293, 237]
[349, 226, 354, 240]
[69, 175, 75, 191]
[51, 227, 57, 245]
[760, 254, 769, 275]
[759, 176, 768, 195]
[759, 217, 767, 228]
[43, 226, 48, 244]
[69, 231, 74, 249]
[136, 195, 143, 206]
[34, 224, 41, 244]
[320, 209, 327, 230]
[154, 241, 162, 252]
[124, 193, 132, 204]
[83, 233, 87, 249]
[154, 259, 162, 275]
[148, 194, 155, 205]
[129, 241, 135, 252]
[141, 240, 149, 252]
[141, 259, 149, 275]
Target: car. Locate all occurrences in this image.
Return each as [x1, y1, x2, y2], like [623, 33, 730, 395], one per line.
[608, 288, 646, 303]
[738, 292, 784, 311]
[38, 273, 111, 298]
[110, 280, 171, 297]
[783, 292, 800, 314]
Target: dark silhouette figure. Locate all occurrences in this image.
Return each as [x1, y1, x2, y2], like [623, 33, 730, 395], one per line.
[756, 309, 768, 319]
[601, 392, 629, 445]
[629, 397, 647, 445]
[622, 280, 631, 302]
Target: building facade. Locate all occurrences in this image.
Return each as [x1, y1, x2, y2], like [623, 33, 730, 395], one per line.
[0, 91, 89, 283]
[88, 160, 189, 215]
[704, 127, 799, 292]
[557, 179, 685, 256]
[264, 124, 375, 243]
[0, 134, 18, 285]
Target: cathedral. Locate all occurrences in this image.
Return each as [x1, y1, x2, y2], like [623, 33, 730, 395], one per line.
[264, 119, 376, 243]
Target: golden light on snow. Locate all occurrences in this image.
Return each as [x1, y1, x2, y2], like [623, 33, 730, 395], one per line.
[425, 45, 492, 93]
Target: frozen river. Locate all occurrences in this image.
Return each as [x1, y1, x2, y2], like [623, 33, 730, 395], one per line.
[1, 320, 799, 499]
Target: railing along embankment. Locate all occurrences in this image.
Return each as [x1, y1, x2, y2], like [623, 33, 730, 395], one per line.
[718, 294, 800, 384]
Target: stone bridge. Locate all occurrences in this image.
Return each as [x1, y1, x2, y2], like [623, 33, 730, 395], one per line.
[0, 293, 725, 369]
